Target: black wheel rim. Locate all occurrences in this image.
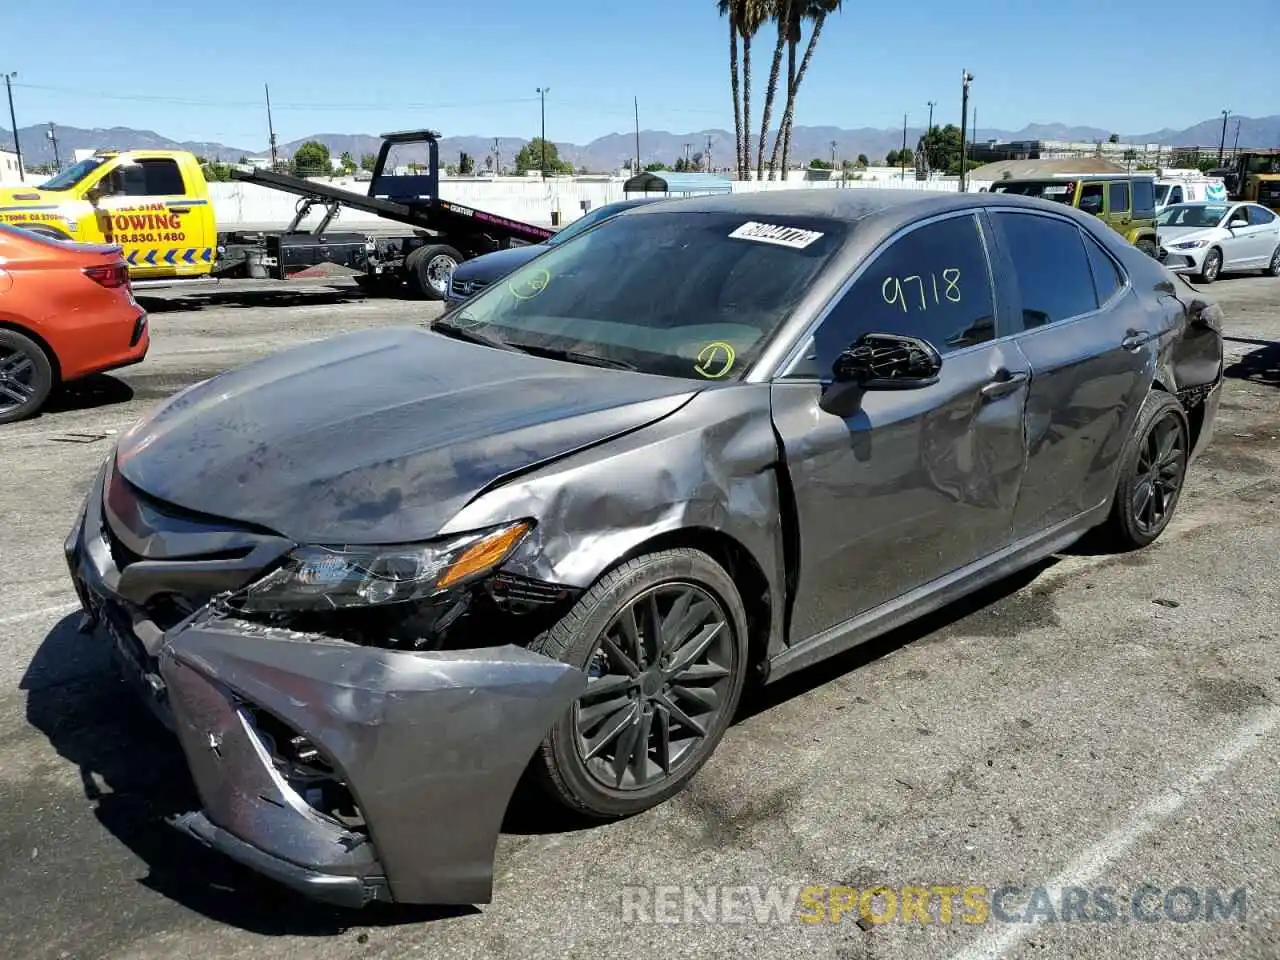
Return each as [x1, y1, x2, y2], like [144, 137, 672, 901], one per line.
[1131, 411, 1186, 535]
[0, 345, 37, 414]
[573, 582, 736, 792]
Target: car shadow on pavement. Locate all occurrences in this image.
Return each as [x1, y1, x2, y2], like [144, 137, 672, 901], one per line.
[136, 287, 372, 313]
[22, 614, 474, 936]
[738, 559, 1055, 720]
[41, 374, 135, 415]
[1223, 336, 1280, 387]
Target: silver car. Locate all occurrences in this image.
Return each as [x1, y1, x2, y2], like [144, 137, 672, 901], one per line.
[1156, 200, 1280, 281]
[66, 189, 1224, 908]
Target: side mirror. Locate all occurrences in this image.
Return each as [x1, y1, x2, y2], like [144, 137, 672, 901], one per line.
[1228, 216, 1248, 229]
[86, 181, 108, 203]
[832, 333, 942, 389]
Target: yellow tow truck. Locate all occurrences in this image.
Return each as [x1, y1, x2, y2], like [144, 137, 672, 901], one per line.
[0, 132, 553, 298]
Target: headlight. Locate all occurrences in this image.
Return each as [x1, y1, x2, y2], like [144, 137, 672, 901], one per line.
[240, 520, 533, 612]
[1173, 239, 1210, 249]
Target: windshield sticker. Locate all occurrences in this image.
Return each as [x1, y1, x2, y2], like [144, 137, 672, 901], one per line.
[507, 267, 550, 300]
[728, 221, 824, 249]
[694, 341, 736, 379]
[882, 270, 961, 313]
[1043, 185, 1070, 195]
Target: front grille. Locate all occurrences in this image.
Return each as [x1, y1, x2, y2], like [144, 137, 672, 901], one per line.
[449, 276, 488, 299]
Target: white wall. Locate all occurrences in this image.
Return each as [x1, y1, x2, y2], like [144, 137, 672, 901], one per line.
[207, 173, 967, 231]
[0, 149, 25, 185]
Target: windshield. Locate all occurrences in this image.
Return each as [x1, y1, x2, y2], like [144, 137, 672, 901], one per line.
[437, 210, 847, 380]
[1157, 204, 1228, 228]
[39, 157, 108, 191]
[1155, 184, 1171, 206]
[546, 202, 638, 246]
[1258, 181, 1280, 204]
[990, 180, 1076, 204]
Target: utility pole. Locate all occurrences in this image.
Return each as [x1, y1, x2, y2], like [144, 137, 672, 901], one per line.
[492, 138, 501, 176]
[705, 134, 714, 173]
[634, 97, 641, 175]
[1232, 118, 1241, 159]
[927, 100, 935, 133]
[684, 141, 692, 169]
[265, 83, 279, 171]
[45, 122, 59, 172]
[959, 70, 973, 192]
[830, 139, 838, 169]
[1218, 109, 1230, 164]
[900, 113, 908, 180]
[3, 72, 23, 182]
[536, 87, 550, 179]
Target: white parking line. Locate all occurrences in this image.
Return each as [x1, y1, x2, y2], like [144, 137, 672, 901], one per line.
[947, 705, 1280, 960]
[0, 603, 79, 627]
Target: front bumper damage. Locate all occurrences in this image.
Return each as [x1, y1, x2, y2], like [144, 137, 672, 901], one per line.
[65, 464, 587, 908]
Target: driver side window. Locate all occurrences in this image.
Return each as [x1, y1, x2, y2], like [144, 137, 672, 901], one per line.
[791, 213, 997, 379]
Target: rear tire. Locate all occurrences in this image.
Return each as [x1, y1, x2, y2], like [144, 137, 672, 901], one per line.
[404, 244, 462, 300]
[1198, 248, 1222, 283]
[530, 548, 750, 820]
[1267, 246, 1280, 277]
[1103, 391, 1189, 551]
[0, 329, 55, 424]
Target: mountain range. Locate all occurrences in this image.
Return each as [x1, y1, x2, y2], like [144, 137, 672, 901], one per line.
[4, 115, 1278, 174]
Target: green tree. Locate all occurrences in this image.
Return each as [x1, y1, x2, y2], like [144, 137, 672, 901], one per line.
[645, 161, 670, 172]
[339, 151, 357, 174]
[917, 123, 963, 174]
[809, 157, 832, 169]
[856, 153, 869, 168]
[885, 149, 899, 166]
[514, 137, 573, 175]
[458, 152, 476, 175]
[360, 153, 378, 172]
[292, 140, 331, 177]
[1107, 133, 1120, 143]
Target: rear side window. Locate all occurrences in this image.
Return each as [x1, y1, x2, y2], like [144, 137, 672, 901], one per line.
[1079, 183, 1104, 215]
[1083, 232, 1123, 304]
[1108, 182, 1130, 214]
[110, 159, 186, 196]
[994, 212, 1097, 329]
[1247, 205, 1276, 225]
[1132, 179, 1155, 216]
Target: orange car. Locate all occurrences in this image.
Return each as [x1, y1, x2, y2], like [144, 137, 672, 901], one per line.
[0, 224, 149, 424]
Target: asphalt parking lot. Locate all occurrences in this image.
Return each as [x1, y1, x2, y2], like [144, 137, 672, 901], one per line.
[2, 274, 1278, 960]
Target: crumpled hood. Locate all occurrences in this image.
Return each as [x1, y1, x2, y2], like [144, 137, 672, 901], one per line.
[115, 327, 699, 543]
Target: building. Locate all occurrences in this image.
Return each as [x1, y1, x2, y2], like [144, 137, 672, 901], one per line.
[0, 147, 24, 184]
[971, 138, 1167, 169]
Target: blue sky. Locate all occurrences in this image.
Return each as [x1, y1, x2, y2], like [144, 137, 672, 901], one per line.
[2, 0, 1276, 148]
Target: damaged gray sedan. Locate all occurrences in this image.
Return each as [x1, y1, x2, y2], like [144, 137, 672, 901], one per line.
[65, 189, 1224, 908]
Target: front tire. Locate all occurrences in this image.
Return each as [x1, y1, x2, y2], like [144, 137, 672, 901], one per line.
[1104, 391, 1189, 550]
[1267, 246, 1280, 277]
[405, 244, 462, 300]
[0, 329, 55, 424]
[530, 548, 750, 819]
[1135, 237, 1158, 259]
[1198, 247, 1222, 283]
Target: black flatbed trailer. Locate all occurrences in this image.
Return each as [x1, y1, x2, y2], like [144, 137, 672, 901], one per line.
[215, 129, 555, 299]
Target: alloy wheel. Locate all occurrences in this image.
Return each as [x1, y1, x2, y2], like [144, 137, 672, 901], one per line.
[573, 582, 736, 792]
[427, 254, 458, 296]
[0, 345, 38, 415]
[1130, 411, 1187, 536]
[1203, 251, 1221, 281]
[1269, 247, 1280, 277]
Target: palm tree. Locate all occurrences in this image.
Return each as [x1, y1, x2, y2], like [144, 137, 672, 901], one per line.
[717, 0, 744, 178]
[756, 0, 791, 181]
[719, 0, 767, 179]
[769, 0, 842, 179]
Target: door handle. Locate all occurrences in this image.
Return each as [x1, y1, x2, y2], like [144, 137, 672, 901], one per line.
[169, 206, 191, 214]
[980, 368, 1028, 401]
[1121, 330, 1156, 351]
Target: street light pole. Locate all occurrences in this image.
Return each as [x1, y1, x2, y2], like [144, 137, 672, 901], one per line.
[1218, 109, 1230, 165]
[536, 87, 549, 180]
[3, 72, 23, 182]
[958, 71, 973, 192]
[46, 122, 59, 172]
[927, 100, 935, 132]
[1232, 118, 1241, 159]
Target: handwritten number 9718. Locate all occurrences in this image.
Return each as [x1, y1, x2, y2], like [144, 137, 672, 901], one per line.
[881, 269, 961, 312]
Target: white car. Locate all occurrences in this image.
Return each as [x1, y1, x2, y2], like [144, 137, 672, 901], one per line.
[1157, 201, 1280, 282]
